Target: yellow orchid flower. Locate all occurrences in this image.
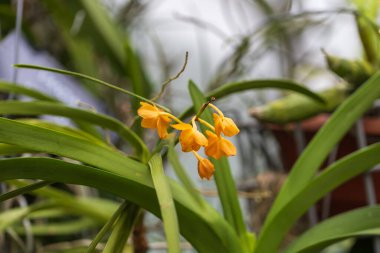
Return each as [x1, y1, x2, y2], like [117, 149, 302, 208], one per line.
[171, 118, 208, 152]
[209, 103, 239, 137]
[137, 102, 172, 139]
[205, 130, 236, 159]
[193, 151, 215, 180]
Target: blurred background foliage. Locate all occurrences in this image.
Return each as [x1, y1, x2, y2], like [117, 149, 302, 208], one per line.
[1, 0, 380, 252]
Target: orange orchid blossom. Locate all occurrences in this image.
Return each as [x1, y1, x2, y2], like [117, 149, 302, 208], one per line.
[209, 103, 239, 137]
[137, 99, 239, 180]
[171, 117, 208, 152]
[204, 130, 236, 159]
[137, 102, 172, 139]
[192, 151, 215, 180]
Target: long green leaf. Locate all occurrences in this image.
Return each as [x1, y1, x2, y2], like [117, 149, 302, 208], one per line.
[14, 64, 166, 112]
[0, 202, 54, 232]
[103, 203, 140, 253]
[149, 153, 180, 253]
[0, 143, 36, 155]
[180, 79, 325, 119]
[0, 157, 243, 253]
[255, 143, 380, 252]
[0, 81, 58, 102]
[0, 181, 52, 202]
[209, 79, 325, 103]
[257, 72, 380, 252]
[0, 117, 242, 252]
[14, 217, 98, 236]
[86, 201, 129, 253]
[0, 100, 148, 159]
[80, 0, 152, 101]
[0, 81, 102, 138]
[188, 81, 253, 252]
[167, 143, 204, 207]
[79, 0, 125, 66]
[285, 206, 380, 253]
[18, 119, 107, 146]
[8, 180, 117, 222]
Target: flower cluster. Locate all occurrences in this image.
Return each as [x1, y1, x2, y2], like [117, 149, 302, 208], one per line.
[137, 101, 239, 180]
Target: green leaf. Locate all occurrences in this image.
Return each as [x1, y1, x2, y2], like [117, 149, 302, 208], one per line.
[149, 153, 180, 253]
[0, 81, 58, 102]
[0, 143, 36, 156]
[0, 114, 242, 252]
[255, 142, 380, 252]
[209, 79, 325, 103]
[78, 0, 152, 100]
[285, 206, 380, 253]
[0, 100, 148, 160]
[0, 202, 54, 232]
[17, 119, 107, 146]
[0, 181, 52, 202]
[86, 201, 129, 253]
[0, 157, 243, 253]
[7, 180, 117, 222]
[14, 64, 168, 112]
[102, 203, 140, 253]
[180, 79, 325, 119]
[14, 217, 98, 236]
[167, 143, 205, 207]
[188, 81, 252, 252]
[257, 72, 380, 252]
[79, 0, 125, 67]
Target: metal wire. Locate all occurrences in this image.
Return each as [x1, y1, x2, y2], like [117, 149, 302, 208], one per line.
[354, 119, 380, 253]
[321, 145, 339, 219]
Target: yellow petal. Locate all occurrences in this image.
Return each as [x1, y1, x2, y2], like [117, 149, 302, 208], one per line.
[213, 113, 223, 136]
[179, 130, 194, 152]
[141, 118, 157, 128]
[193, 130, 208, 146]
[157, 119, 169, 139]
[223, 117, 240, 137]
[137, 102, 160, 118]
[220, 138, 236, 156]
[197, 158, 215, 180]
[171, 123, 192, 130]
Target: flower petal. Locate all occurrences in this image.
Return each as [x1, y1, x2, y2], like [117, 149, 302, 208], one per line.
[223, 117, 240, 137]
[198, 158, 215, 180]
[141, 118, 157, 128]
[213, 113, 223, 136]
[220, 138, 236, 156]
[171, 123, 192, 130]
[179, 130, 194, 152]
[138, 102, 159, 118]
[157, 118, 170, 139]
[193, 130, 208, 146]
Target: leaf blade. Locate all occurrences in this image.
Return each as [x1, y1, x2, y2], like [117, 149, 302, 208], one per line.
[149, 153, 180, 253]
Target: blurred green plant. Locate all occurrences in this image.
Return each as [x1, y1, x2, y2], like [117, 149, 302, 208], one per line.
[2, 1, 380, 253]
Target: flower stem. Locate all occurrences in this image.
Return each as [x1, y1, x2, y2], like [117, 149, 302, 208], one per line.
[197, 118, 215, 131]
[160, 112, 185, 124]
[208, 103, 224, 117]
[192, 150, 201, 160]
[194, 97, 216, 120]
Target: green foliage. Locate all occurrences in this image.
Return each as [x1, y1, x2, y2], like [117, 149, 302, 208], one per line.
[149, 153, 180, 253]
[285, 206, 380, 253]
[3, 1, 380, 252]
